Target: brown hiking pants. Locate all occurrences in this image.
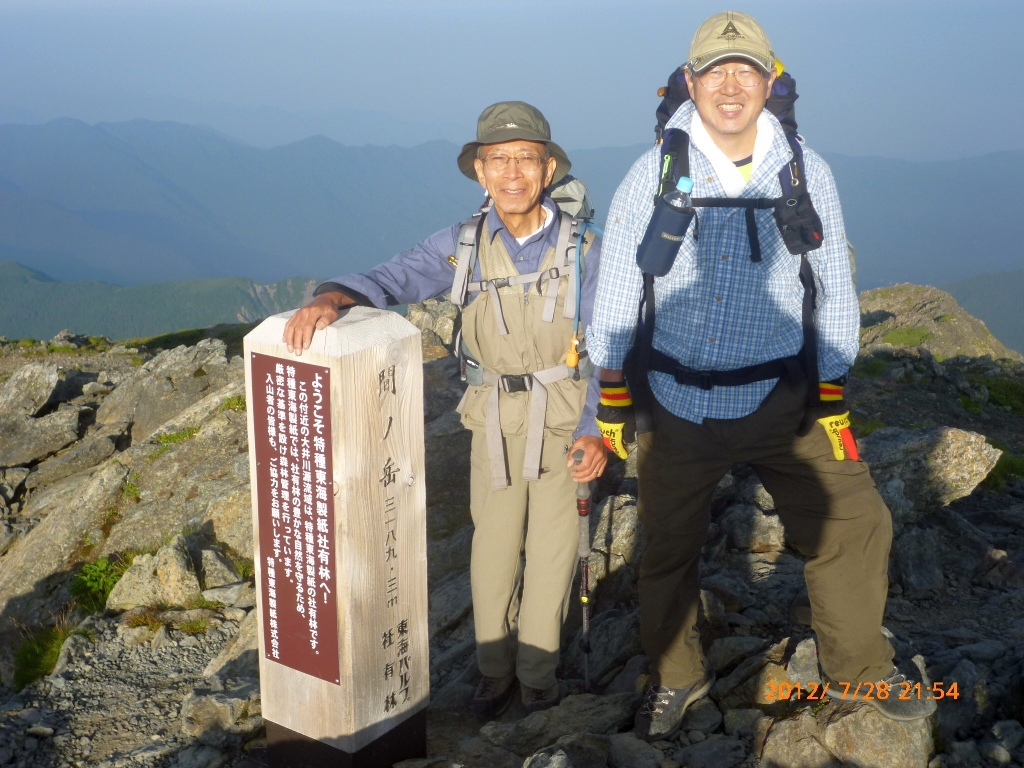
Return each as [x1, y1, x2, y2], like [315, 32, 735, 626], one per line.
[637, 377, 895, 689]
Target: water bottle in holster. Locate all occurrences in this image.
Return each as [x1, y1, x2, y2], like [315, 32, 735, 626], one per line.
[635, 177, 695, 277]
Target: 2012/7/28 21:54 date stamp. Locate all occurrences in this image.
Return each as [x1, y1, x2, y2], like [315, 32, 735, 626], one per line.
[765, 680, 960, 702]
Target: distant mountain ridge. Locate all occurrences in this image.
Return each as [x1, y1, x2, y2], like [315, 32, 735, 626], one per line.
[2, 118, 1022, 293]
[0, 261, 316, 340]
[0, 118, 483, 285]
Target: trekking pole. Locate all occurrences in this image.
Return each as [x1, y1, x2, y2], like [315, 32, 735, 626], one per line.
[571, 449, 592, 691]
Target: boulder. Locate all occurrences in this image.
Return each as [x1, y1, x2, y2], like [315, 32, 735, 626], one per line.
[707, 636, 768, 675]
[101, 403, 253, 560]
[198, 548, 239, 590]
[0, 408, 83, 468]
[203, 610, 258, 681]
[180, 678, 262, 748]
[0, 460, 128, 625]
[0, 363, 60, 416]
[859, 427, 1001, 530]
[718, 504, 786, 553]
[106, 535, 202, 610]
[892, 526, 946, 596]
[815, 701, 933, 768]
[760, 711, 839, 768]
[95, 340, 237, 442]
[565, 608, 642, 685]
[521, 734, 613, 768]
[675, 737, 747, 768]
[479, 693, 638, 756]
[608, 733, 662, 768]
[589, 495, 645, 579]
[24, 427, 126, 490]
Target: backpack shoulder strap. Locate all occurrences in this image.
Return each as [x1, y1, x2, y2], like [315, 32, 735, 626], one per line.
[773, 134, 825, 255]
[657, 128, 691, 201]
[450, 202, 490, 308]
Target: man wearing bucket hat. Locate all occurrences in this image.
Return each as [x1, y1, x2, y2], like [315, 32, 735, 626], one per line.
[284, 101, 605, 716]
[587, 11, 935, 740]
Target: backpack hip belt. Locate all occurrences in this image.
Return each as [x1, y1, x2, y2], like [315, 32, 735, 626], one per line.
[647, 347, 804, 390]
[472, 363, 575, 490]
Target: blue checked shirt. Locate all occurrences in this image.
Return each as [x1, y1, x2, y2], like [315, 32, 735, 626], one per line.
[588, 102, 859, 423]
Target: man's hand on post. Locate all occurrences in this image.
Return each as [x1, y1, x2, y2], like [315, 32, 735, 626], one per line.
[567, 435, 607, 481]
[595, 380, 636, 460]
[283, 292, 349, 356]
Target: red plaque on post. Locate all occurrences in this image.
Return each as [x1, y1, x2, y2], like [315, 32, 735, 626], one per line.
[250, 353, 340, 684]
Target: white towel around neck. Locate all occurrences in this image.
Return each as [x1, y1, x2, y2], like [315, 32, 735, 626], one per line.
[689, 110, 773, 198]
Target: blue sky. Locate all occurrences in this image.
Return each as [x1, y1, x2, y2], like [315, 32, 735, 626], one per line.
[1, 0, 1022, 159]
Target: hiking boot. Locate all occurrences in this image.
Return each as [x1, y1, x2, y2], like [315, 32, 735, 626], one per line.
[470, 672, 516, 717]
[824, 665, 937, 721]
[521, 681, 561, 714]
[633, 672, 714, 742]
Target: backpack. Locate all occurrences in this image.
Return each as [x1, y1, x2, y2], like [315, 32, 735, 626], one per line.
[449, 175, 600, 384]
[627, 65, 825, 434]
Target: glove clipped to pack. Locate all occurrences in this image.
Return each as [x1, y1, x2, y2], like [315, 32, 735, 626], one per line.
[596, 381, 636, 460]
[810, 379, 859, 461]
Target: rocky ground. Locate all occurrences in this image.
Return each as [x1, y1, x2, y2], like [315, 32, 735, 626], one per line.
[1, 288, 1024, 768]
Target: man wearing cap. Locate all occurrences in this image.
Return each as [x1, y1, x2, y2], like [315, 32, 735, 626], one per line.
[284, 101, 605, 716]
[588, 11, 935, 740]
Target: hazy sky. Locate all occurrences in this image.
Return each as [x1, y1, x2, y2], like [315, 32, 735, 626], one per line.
[2, 0, 1022, 159]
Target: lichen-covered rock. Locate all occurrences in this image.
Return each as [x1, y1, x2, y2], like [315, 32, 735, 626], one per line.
[479, 693, 638, 756]
[718, 504, 785, 553]
[180, 679, 262, 748]
[24, 426, 126, 490]
[815, 701, 933, 768]
[198, 548, 239, 590]
[0, 460, 128, 624]
[203, 609, 257, 681]
[760, 711, 839, 768]
[101, 404, 252, 559]
[106, 535, 202, 610]
[95, 339, 236, 442]
[0, 408, 83, 467]
[0, 363, 60, 416]
[859, 426, 1002, 530]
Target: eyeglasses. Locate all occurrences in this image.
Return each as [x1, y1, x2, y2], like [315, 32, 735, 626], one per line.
[481, 152, 548, 173]
[696, 65, 764, 89]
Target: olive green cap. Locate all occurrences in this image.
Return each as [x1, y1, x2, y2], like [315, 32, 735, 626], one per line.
[688, 11, 774, 73]
[457, 101, 571, 183]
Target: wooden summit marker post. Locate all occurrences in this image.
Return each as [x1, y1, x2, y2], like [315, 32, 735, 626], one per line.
[243, 307, 428, 768]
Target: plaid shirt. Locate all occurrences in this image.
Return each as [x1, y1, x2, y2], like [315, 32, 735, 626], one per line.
[588, 101, 859, 423]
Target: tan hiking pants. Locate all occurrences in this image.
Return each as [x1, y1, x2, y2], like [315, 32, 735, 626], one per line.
[637, 377, 895, 689]
[469, 429, 580, 690]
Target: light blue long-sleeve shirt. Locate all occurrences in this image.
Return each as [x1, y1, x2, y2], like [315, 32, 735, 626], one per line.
[316, 197, 603, 438]
[588, 102, 858, 424]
